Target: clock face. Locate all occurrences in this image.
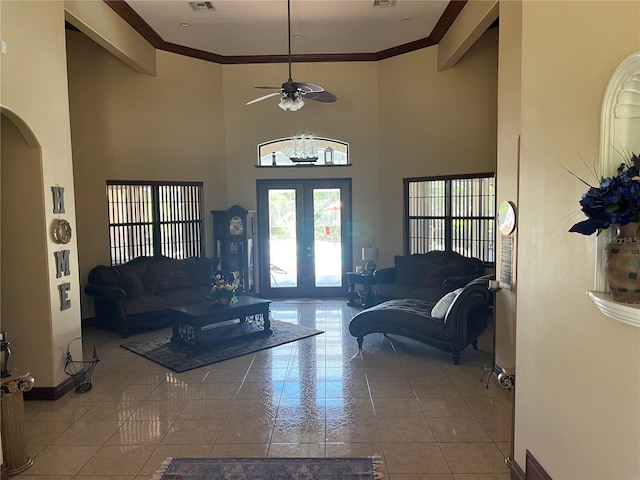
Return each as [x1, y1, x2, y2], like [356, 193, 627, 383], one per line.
[229, 216, 244, 235]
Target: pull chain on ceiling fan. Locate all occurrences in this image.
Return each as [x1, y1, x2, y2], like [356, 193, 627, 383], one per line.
[246, 0, 337, 111]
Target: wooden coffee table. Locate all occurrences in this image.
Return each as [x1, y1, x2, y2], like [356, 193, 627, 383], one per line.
[169, 295, 271, 352]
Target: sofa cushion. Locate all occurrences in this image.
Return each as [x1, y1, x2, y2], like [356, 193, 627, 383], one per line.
[144, 260, 192, 294]
[394, 255, 427, 285]
[430, 288, 463, 318]
[187, 257, 217, 287]
[121, 273, 146, 298]
[123, 295, 167, 316]
[94, 267, 121, 287]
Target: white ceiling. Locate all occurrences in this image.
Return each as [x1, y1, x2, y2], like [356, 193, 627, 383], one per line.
[125, 0, 451, 57]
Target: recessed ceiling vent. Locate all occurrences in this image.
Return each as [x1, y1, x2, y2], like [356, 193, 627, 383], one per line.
[373, 0, 397, 6]
[189, 1, 215, 12]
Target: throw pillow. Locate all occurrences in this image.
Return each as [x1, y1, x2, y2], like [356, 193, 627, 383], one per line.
[430, 288, 463, 318]
[120, 273, 146, 298]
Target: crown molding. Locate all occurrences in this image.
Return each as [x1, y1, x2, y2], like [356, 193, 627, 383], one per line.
[103, 0, 468, 65]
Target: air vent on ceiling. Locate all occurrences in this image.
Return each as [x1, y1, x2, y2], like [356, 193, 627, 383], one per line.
[189, 1, 215, 12]
[373, 0, 397, 6]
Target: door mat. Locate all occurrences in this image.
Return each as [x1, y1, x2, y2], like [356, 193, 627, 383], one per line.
[152, 456, 385, 480]
[121, 320, 323, 373]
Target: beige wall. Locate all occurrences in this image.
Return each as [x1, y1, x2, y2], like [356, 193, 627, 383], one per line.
[494, 0, 521, 373]
[515, 1, 640, 477]
[377, 30, 498, 265]
[0, 1, 81, 387]
[67, 31, 227, 318]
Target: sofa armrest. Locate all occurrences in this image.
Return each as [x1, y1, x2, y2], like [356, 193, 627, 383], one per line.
[442, 274, 485, 293]
[84, 283, 127, 304]
[373, 267, 395, 284]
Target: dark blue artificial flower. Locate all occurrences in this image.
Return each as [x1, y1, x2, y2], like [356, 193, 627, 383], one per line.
[569, 156, 640, 236]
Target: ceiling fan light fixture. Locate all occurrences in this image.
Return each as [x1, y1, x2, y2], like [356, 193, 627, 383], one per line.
[279, 96, 304, 111]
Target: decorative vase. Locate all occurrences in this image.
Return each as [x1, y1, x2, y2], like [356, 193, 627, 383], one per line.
[603, 222, 640, 303]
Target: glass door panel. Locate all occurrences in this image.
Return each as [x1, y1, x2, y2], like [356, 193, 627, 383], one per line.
[313, 188, 342, 287]
[268, 189, 297, 288]
[257, 179, 352, 298]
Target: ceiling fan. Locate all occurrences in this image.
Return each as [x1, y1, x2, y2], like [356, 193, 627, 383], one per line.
[246, 0, 337, 111]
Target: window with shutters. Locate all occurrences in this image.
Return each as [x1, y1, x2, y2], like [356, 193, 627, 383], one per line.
[106, 181, 204, 265]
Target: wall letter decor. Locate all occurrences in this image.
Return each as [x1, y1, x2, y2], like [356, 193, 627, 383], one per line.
[59, 282, 71, 310]
[51, 186, 65, 214]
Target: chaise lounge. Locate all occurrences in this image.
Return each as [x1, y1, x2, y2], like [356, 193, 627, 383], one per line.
[349, 275, 491, 364]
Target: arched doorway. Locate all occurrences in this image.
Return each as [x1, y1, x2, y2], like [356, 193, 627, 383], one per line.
[0, 108, 52, 383]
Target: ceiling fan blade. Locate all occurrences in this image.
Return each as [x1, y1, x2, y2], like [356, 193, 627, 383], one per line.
[254, 86, 281, 90]
[246, 92, 282, 105]
[306, 90, 337, 103]
[294, 82, 325, 94]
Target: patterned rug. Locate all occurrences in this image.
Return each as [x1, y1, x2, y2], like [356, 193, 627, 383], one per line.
[121, 320, 323, 373]
[152, 457, 384, 480]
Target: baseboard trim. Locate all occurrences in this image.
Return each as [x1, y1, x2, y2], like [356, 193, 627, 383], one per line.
[1, 463, 9, 480]
[526, 449, 552, 480]
[24, 376, 75, 400]
[511, 458, 525, 480]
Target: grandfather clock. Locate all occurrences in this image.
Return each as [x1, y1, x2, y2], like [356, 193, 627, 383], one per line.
[211, 205, 256, 294]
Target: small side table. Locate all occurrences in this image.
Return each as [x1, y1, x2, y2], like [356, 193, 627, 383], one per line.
[1, 372, 35, 475]
[346, 272, 376, 308]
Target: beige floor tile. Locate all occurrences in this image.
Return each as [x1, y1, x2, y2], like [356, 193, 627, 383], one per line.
[439, 443, 510, 474]
[106, 420, 173, 445]
[377, 416, 436, 443]
[198, 382, 241, 399]
[209, 443, 269, 457]
[477, 417, 512, 443]
[27, 445, 100, 476]
[77, 402, 141, 423]
[178, 399, 233, 420]
[22, 300, 513, 478]
[160, 419, 223, 444]
[388, 475, 453, 480]
[419, 397, 475, 418]
[453, 474, 511, 480]
[130, 400, 188, 421]
[138, 444, 212, 475]
[368, 381, 416, 399]
[428, 417, 493, 443]
[372, 397, 425, 418]
[25, 421, 75, 445]
[268, 443, 326, 457]
[271, 418, 326, 443]
[383, 443, 450, 474]
[325, 442, 383, 458]
[77, 445, 156, 476]
[51, 421, 122, 445]
[464, 396, 512, 418]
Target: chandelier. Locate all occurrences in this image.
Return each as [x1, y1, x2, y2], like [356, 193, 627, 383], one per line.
[284, 135, 318, 162]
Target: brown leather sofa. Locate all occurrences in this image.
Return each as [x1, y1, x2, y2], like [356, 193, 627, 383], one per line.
[349, 275, 491, 364]
[372, 250, 485, 304]
[85, 255, 219, 337]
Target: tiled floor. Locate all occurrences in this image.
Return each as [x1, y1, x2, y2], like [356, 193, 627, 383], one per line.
[20, 299, 512, 479]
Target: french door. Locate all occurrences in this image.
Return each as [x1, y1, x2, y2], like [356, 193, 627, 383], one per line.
[257, 178, 352, 298]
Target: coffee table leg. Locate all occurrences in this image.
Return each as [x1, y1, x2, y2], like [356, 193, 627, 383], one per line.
[263, 308, 272, 335]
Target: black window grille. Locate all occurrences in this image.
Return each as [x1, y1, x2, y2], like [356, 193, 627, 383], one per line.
[106, 181, 204, 265]
[404, 173, 495, 264]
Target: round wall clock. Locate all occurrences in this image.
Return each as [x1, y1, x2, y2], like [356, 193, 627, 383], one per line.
[229, 216, 244, 236]
[52, 219, 72, 244]
[498, 201, 516, 235]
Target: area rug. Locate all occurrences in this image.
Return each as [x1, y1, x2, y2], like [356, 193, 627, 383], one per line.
[121, 320, 323, 373]
[152, 456, 384, 480]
